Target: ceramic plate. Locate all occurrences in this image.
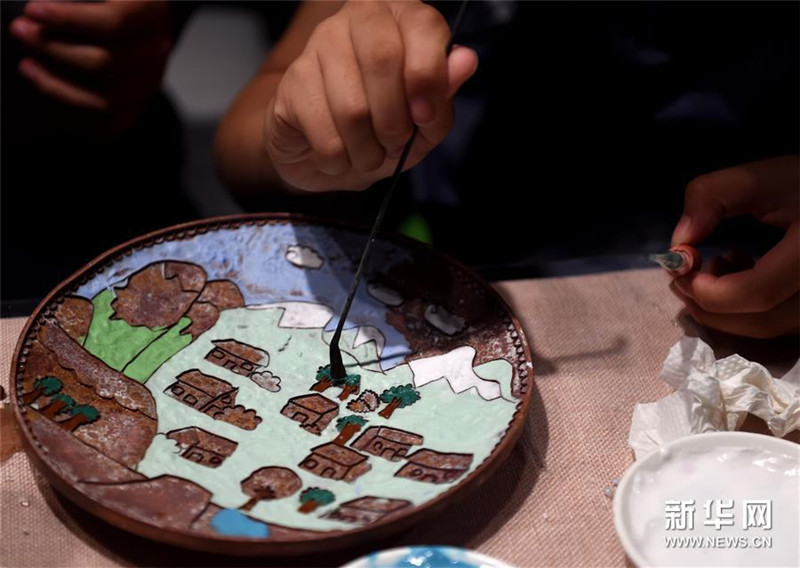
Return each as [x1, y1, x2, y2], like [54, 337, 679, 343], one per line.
[11, 214, 533, 555]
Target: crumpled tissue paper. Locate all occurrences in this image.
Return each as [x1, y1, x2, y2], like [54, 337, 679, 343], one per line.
[628, 336, 800, 459]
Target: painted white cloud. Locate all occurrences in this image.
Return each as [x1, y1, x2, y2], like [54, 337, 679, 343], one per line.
[251, 370, 281, 392]
[409, 346, 503, 401]
[285, 244, 324, 269]
[366, 282, 403, 306]
[248, 301, 333, 329]
[424, 304, 466, 336]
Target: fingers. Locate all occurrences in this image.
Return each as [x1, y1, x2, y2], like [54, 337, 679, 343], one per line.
[445, 45, 479, 99]
[393, 3, 473, 149]
[270, 58, 350, 177]
[18, 57, 108, 112]
[349, 5, 413, 159]
[24, 1, 124, 42]
[316, 18, 386, 173]
[673, 225, 800, 314]
[11, 17, 112, 73]
[393, 3, 450, 123]
[673, 155, 800, 245]
[673, 285, 799, 339]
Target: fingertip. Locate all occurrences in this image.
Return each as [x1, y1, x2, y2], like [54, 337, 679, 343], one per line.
[445, 45, 478, 99]
[18, 57, 40, 80]
[24, 1, 51, 21]
[9, 17, 41, 42]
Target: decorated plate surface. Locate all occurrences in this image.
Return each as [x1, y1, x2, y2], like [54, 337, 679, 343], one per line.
[11, 214, 533, 554]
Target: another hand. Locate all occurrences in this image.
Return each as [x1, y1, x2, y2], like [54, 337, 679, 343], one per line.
[10, 1, 173, 136]
[670, 155, 799, 339]
[264, 0, 479, 191]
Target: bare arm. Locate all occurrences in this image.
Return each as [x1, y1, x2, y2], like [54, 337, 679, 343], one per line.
[214, 1, 344, 195]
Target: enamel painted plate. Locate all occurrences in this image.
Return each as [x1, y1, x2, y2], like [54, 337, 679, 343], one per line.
[11, 214, 533, 555]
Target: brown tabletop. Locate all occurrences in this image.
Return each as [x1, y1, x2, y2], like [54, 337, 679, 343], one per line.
[2, 268, 796, 568]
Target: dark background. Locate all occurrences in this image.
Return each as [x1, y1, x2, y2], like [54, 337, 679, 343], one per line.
[2, 1, 798, 314]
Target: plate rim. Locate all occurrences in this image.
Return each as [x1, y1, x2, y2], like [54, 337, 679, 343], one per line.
[10, 212, 536, 555]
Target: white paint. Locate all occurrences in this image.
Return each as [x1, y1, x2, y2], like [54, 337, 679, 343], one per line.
[409, 346, 503, 401]
[137, 307, 518, 532]
[285, 244, 324, 269]
[247, 301, 333, 329]
[353, 325, 386, 359]
[366, 282, 403, 307]
[424, 305, 465, 336]
[615, 432, 800, 567]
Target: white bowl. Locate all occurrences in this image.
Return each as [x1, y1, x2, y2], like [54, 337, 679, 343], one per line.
[613, 432, 800, 567]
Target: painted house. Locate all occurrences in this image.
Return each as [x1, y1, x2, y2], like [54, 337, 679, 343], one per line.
[205, 339, 268, 378]
[395, 449, 473, 484]
[165, 370, 238, 417]
[280, 394, 338, 435]
[351, 427, 423, 462]
[167, 427, 238, 468]
[299, 442, 371, 482]
[325, 496, 411, 525]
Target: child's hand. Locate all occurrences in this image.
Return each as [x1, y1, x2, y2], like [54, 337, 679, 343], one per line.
[9, 1, 173, 136]
[264, 0, 478, 191]
[670, 155, 799, 338]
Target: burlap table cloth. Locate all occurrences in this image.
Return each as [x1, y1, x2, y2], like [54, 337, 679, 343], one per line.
[2, 268, 796, 568]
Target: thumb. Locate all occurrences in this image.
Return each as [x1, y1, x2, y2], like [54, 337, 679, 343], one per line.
[445, 45, 479, 99]
[672, 165, 760, 246]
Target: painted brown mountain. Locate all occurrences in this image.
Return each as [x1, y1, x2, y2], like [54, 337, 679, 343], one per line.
[23, 319, 157, 468]
[111, 261, 244, 339]
[53, 296, 93, 343]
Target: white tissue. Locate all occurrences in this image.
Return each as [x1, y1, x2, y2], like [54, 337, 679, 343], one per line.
[628, 337, 800, 459]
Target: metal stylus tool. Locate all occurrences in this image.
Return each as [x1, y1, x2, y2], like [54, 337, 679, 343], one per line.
[329, 0, 469, 380]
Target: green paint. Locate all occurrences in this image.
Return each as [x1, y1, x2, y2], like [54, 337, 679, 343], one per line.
[48, 393, 75, 408]
[84, 290, 166, 371]
[137, 306, 516, 532]
[84, 289, 193, 383]
[343, 374, 361, 387]
[71, 404, 100, 421]
[124, 317, 193, 383]
[300, 488, 335, 506]
[336, 415, 368, 431]
[398, 212, 434, 245]
[35, 376, 63, 396]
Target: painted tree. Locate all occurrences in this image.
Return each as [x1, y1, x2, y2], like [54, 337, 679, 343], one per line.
[240, 467, 302, 512]
[333, 415, 367, 445]
[60, 405, 100, 432]
[22, 376, 62, 406]
[42, 393, 75, 419]
[311, 365, 342, 392]
[378, 385, 421, 419]
[337, 373, 362, 400]
[298, 488, 335, 514]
